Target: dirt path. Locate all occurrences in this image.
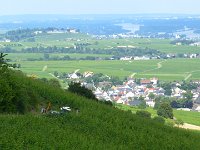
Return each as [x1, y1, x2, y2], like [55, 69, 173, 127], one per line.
[129, 60, 167, 78]
[178, 123, 200, 131]
[184, 74, 192, 81]
[141, 60, 167, 73]
[130, 73, 136, 78]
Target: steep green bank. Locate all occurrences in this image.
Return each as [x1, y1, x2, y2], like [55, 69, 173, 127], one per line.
[0, 70, 200, 149]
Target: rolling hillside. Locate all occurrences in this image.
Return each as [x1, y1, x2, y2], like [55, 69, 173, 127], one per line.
[0, 69, 200, 149]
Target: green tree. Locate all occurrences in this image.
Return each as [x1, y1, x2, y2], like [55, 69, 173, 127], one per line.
[183, 91, 193, 100]
[148, 93, 155, 100]
[48, 78, 61, 88]
[68, 82, 97, 100]
[43, 53, 49, 60]
[0, 53, 9, 71]
[153, 116, 165, 124]
[157, 103, 173, 119]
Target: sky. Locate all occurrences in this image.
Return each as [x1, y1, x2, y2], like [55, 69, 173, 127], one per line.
[0, 0, 200, 15]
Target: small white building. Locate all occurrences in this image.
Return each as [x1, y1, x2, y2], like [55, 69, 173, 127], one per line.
[177, 108, 191, 111]
[150, 77, 158, 85]
[195, 106, 200, 112]
[126, 91, 135, 98]
[120, 56, 132, 61]
[146, 100, 155, 107]
[69, 73, 79, 79]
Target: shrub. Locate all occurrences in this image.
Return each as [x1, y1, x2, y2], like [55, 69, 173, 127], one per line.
[136, 110, 151, 119]
[175, 119, 184, 126]
[153, 116, 165, 124]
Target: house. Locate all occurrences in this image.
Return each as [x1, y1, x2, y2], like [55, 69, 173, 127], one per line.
[34, 31, 43, 35]
[125, 91, 135, 98]
[67, 28, 80, 33]
[190, 54, 197, 58]
[190, 42, 200, 46]
[150, 77, 158, 85]
[146, 100, 155, 107]
[194, 96, 200, 104]
[195, 106, 200, 112]
[5, 39, 11, 42]
[83, 71, 94, 78]
[140, 79, 151, 85]
[69, 73, 79, 79]
[98, 81, 112, 89]
[120, 56, 132, 61]
[128, 100, 142, 106]
[134, 56, 150, 60]
[177, 108, 191, 111]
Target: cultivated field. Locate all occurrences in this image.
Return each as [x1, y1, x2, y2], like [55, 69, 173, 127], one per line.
[15, 58, 200, 81]
[1, 32, 200, 53]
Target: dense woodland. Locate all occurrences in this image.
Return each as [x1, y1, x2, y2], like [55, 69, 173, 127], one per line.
[0, 53, 200, 149]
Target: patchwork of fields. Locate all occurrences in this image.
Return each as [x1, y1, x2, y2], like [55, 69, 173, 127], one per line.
[1, 33, 200, 81]
[15, 58, 200, 81]
[1, 32, 200, 53]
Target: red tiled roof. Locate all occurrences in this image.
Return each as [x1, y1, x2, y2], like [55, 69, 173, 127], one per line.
[140, 80, 151, 84]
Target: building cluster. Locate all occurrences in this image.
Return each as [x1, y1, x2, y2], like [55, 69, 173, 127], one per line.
[83, 76, 200, 112]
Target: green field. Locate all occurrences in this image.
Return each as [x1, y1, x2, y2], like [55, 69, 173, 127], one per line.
[1, 32, 200, 53]
[116, 104, 200, 126]
[2, 33, 200, 81]
[86, 38, 200, 54]
[15, 59, 200, 81]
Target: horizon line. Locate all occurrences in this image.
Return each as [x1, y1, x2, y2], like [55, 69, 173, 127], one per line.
[1, 13, 200, 16]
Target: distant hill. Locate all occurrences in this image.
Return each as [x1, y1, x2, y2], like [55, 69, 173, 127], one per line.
[0, 68, 200, 149]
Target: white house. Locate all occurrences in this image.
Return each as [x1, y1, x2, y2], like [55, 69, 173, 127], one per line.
[69, 73, 79, 79]
[126, 91, 135, 98]
[177, 108, 191, 111]
[146, 100, 155, 107]
[195, 106, 200, 112]
[120, 56, 132, 61]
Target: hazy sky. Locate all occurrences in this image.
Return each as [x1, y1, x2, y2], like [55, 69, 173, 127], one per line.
[0, 0, 200, 15]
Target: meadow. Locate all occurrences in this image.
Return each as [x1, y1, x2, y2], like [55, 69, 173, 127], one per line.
[15, 59, 200, 81]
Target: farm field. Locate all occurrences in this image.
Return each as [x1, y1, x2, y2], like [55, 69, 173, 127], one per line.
[15, 58, 200, 81]
[87, 38, 200, 54]
[1, 32, 200, 54]
[116, 104, 200, 126]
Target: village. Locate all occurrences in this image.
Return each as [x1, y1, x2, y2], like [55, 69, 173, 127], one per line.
[59, 70, 200, 112]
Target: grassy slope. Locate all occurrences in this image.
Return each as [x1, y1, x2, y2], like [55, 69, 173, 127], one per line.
[0, 71, 200, 149]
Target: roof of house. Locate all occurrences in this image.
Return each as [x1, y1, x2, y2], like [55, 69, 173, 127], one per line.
[129, 100, 142, 106]
[140, 79, 151, 84]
